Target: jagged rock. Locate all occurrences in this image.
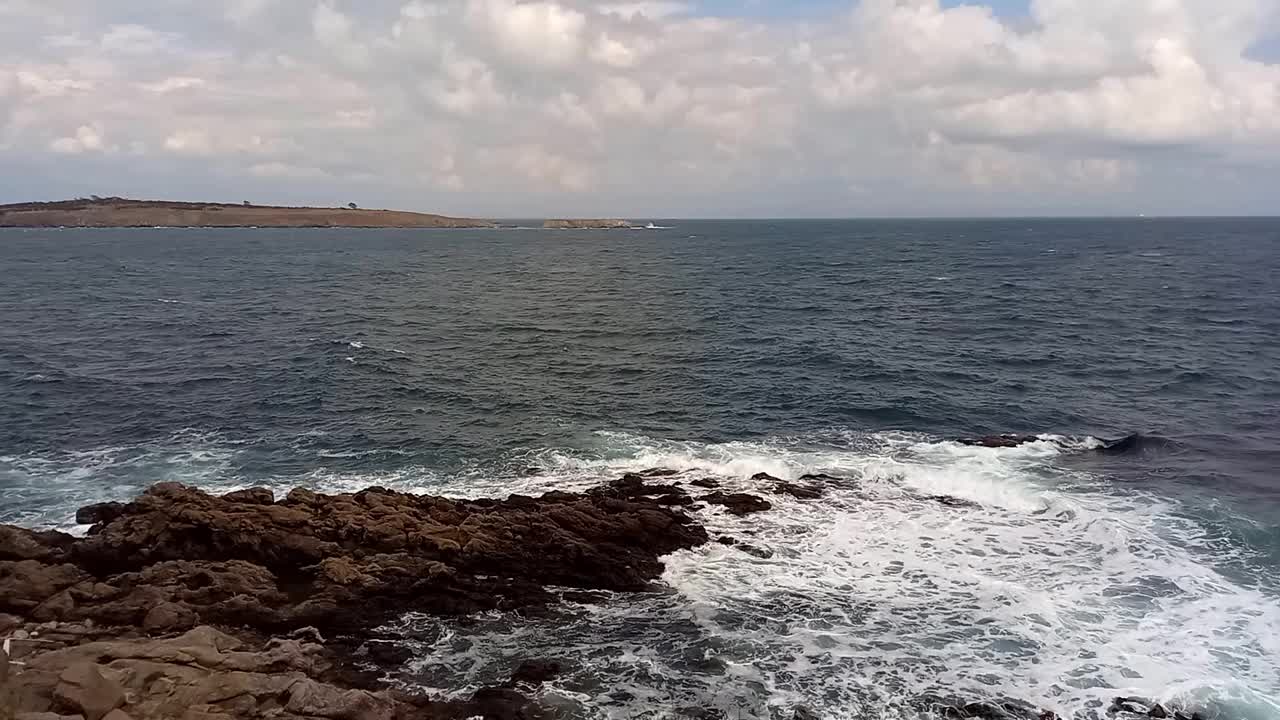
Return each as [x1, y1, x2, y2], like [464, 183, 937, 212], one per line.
[1148, 706, 1169, 719]
[0, 482, 710, 720]
[799, 473, 844, 484]
[74, 504, 125, 528]
[750, 472, 784, 484]
[52, 663, 125, 720]
[141, 602, 197, 634]
[469, 686, 545, 720]
[737, 544, 774, 559]
[702, 492, 772, 516]
[16, 715, 86, 720]
[690, 479, 720, 489]
[638, 468, 680, 477]
[221, 488, 274, 505]
[772, 482, 824, 500]
[361, 641, 411, 667]
[284, 678, 393, 720]
[716, 536, 738, 546]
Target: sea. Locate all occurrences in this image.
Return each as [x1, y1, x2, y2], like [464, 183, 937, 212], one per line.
[1, 219, 1278, 719]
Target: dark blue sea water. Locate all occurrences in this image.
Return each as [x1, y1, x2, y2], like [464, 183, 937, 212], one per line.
[2, 220, 1279, 719]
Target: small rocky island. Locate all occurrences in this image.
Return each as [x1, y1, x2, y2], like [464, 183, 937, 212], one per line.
[0, 198, 496, 229]
[542, 219, 633, 229]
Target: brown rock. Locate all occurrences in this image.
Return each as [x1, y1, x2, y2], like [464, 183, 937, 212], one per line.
[702, 492, 772, 516]
[52, 663, 124, 720]
[100, 712, 133, 720]
[74, 504, 125, 528]
[285, 678, 392, 720]
[221, 488, 274, 505]
[142, 602, 197, 634]
[16, 715, 86, 720]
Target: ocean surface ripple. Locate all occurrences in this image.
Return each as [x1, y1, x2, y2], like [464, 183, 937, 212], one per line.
[2, 220, 1278, 719]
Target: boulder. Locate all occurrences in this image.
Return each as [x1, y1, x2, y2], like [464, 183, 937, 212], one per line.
[74, 504, 125, 528]
[772, 482, 824, 500]
[702, 492, 772, 516]
[52, 663, 124, 720]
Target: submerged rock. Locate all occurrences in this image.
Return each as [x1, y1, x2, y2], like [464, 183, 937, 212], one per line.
[772, 482, 824, 500]
[701, 492, 772, 516]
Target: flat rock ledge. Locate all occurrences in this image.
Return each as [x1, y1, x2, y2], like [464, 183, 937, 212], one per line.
[0, 481, 707, 719]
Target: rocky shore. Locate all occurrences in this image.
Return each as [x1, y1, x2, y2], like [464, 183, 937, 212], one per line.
[0, 480, 705, 719]
[0, 470, 1208, 720]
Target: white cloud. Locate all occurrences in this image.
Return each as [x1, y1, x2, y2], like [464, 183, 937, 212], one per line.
[0, 0, 1277, 215]
[49, 124, 107, 154]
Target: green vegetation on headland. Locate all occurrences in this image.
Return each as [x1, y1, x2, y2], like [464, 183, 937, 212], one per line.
[0, 197, 639, 229]
[0, 197, 494, 228]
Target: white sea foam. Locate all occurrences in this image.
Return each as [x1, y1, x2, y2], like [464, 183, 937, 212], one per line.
[396, 431, 1280, 719]
[5, 428, 1277, 718]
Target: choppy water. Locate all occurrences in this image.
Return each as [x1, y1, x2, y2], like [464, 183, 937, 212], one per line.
[2, 220, 1279, 719]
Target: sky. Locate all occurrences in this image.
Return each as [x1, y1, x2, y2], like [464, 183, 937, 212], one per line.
[1, 0, 1279, 218]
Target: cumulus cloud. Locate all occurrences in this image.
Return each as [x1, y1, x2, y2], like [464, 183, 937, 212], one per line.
[0, 0, 1277, 215]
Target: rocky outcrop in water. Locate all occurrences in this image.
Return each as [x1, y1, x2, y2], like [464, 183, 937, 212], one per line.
[0, 482, 707, 719]
[541, 219, 632, 229]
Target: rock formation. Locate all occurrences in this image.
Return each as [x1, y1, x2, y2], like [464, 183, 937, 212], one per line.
[0, 482, 707, 719]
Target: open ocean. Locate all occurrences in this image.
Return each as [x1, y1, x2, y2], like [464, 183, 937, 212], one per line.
[2, 219, 1278, 719]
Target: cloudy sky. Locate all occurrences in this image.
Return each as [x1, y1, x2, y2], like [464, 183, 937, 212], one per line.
[1, 0, 1278, 217]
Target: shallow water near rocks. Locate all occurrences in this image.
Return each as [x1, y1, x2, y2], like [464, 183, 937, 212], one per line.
[2, 220, 1279, 718]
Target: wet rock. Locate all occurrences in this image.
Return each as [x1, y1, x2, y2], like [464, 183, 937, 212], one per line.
[750, 472, 784, 483]
[702, 492, 772, 516]
[1109, 698, 1151, 716]
[507, 659, 563, 686]
[799, 473, 844, 484]
[655, 493, 694, 506]
[793, 707, 820, 720]
[1148, 705, 1169, 719]
[677, 708, 725, 720]
[690, 479, 720, 489]
[221, 488, 274, 505]
[52, 663, 125, 720]
[716, 536, 738, 546]
[929, 495, 981, 509]
[0, 482, 711, 720]
[772, 482, 824, 500]
[469, 686, 544, 720]
[598, 474, 689, 502]
[74, 503, 125, 528]
[737, 544, 774, 559]
[639, 468, 681, 477]
[361, 641, 412, 667]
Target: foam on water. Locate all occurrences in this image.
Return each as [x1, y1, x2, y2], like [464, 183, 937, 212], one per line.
[393, 431, 1280, 719]
[3, 428, 1277, 718]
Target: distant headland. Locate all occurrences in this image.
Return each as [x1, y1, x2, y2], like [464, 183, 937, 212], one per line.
[0, 197, 639, 230]
[0, 197, 496, 228]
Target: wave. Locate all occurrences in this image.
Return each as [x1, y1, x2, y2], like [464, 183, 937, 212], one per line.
[2, 428, 1276, 718]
